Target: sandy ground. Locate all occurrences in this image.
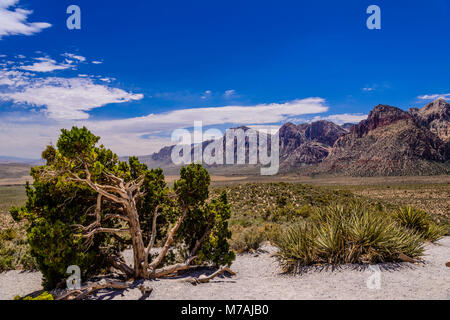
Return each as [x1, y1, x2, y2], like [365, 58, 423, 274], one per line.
[1, 237, 449, 300]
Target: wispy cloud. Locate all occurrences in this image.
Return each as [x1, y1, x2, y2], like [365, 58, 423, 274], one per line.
[0, 0, 51, 39]
[63, 53, 86, 63]
[417, 93, 450, 101]
[311, 113, 368, 125]
[0, 76, 144, 120]
[0, 97, 329, 157]
[224, 89, 236, 97]
[87, 98, 329, 135]
[20, 57, 72, 72]
[0, 53, 144, 120]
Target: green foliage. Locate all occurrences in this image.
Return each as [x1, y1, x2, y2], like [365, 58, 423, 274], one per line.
[394, 206, 446, 242]
[10, 127, 235, 288]
[0, 228, 16, 241]
[176, 167, 234, 267]
[275, 203, 425, 273]
[11, 180, 112, 289]
[14, 291, 54, 300]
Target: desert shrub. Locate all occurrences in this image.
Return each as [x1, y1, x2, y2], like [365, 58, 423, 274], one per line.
[0, 229, 37, 272]
[10, 180, 114, 290]
[231, 223, 282, 253]
[275, 204, 425, 273]
[231, 226, 265, 253]
[14, 291, 54, 300]
[394, 207, 446, 242]
[0, 228, 16, 241]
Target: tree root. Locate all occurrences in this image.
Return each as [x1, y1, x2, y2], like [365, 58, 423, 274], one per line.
[56, 279, 151, 300]
[181, 267, 236, 285]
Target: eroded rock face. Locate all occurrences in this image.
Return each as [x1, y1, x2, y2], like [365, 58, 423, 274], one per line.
[350, 105, 412, 138]
[279, 121, 346, 167]
[136, 99, 450, 176]
[321, 100, 450, 176]
[410, 98, 450, 142]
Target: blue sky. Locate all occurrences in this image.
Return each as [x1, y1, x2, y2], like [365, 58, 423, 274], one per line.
[0, 0, 450, 158]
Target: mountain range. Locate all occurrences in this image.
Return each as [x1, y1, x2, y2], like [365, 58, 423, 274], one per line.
[140, 99, 450, 176]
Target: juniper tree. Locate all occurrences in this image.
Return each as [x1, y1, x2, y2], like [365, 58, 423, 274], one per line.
[11, 127, 234, 289]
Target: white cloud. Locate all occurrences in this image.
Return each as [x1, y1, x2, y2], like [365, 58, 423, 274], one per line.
[0, 76, 144, 120]
[363, 87, 374, 92]
[418, 93, 450, 101]
[224, 89, 236, 97]
[0, 98, 328, 158]
[92, 61, 103, 65]
[0, 68, 32, 86]
[311, 113, 368, 125]
[20, 57, 72, 72]
[86, 98, 329, 136]
[63, 53, 86, 62]
[0, 0, 51, 39]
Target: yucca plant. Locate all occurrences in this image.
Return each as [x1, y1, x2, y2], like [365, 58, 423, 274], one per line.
[394, 206, 446, 242]
[275, 222, 317, 273]
[275, 203, 425, 273]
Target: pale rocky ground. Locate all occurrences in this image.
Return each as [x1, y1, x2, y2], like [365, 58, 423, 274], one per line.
[1, 237, 449, 300]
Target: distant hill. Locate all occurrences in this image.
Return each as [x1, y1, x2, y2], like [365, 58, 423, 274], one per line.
[0, 156, 42, 165]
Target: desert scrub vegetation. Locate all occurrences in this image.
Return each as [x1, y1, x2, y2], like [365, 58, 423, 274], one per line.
[0, 186, 37, 271]
[274, 203, 443, 273]
[213, 182, 448, 254]
[230, 224, 282, 253]
[212, 183, 371, 252]
[394, 206, 447, 242]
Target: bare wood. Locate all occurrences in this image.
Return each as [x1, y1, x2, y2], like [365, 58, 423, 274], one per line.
[107, 256, 134, 278]
[56, 280, 133, 300]
[181, 267, 236, 285]
[149, 207, 188, 270]
[104, 214, 130, 222]
[154, 256, 198, 278]
[83, 227, 130, 239]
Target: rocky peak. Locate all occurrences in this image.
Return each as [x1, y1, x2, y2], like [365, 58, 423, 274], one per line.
[351, 104, 411, 137]
[303, 120, 347, 146]
[410, 99, 450, 142]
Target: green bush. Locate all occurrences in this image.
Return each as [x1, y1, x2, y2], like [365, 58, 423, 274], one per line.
[0, 232, 37, 272]
[0, 228, 16, 241]
[10, 180, 114, 290]
[275, 204, 425, 273]
[231, 223, 282, 253]
[231, 226, 265, 253]
[394, 207, 446, 242]
[14, 291, 54, 300]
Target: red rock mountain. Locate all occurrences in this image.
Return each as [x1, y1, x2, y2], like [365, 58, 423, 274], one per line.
[138, 99, 450, 176]
[320, 101, 449, 176]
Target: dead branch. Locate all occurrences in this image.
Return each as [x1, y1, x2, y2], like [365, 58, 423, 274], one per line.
[82, 227, 130, 240]
[56, 279, 136, 300]
[149, 207, 188, 270]
[107, 256, 134, 278]
[181, 267, 236, 285]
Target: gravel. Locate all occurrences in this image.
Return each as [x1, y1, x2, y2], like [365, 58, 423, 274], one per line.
[1, 237, 449, 300]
